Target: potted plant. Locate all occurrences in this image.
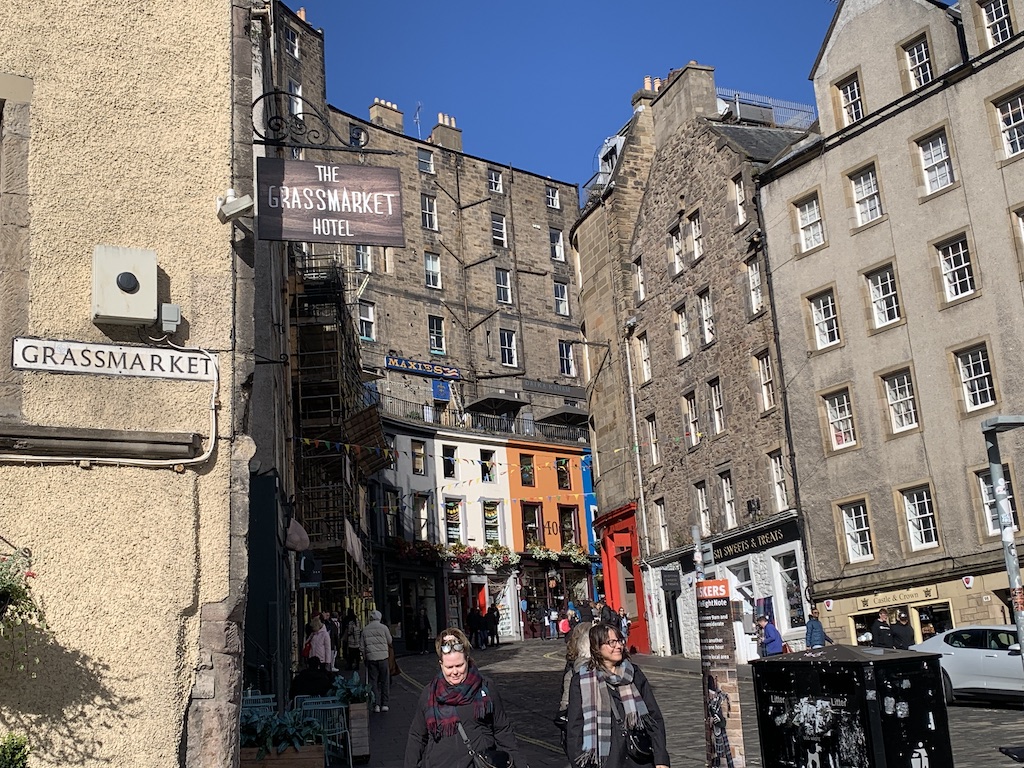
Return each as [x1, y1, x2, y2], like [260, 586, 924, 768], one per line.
[330, 672, 371, 761]
[239, 709, 324, 766]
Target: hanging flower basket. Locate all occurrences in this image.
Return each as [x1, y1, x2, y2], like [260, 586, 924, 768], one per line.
[0, 545, 48, 671]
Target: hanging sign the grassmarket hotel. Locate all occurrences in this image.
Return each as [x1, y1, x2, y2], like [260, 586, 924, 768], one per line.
[256, 158, 405, 247]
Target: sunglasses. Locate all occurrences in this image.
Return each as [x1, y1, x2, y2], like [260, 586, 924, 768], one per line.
[440, 639, 465, 654]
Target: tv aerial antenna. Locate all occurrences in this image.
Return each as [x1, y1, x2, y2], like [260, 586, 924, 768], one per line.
[414, 101, 423, 139]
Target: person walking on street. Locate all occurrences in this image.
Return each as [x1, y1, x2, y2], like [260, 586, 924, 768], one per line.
[598, 600, 617, 627]
[486, 604, 500, 647]
[555, 621, 592, 756]
[618, 608, 631, 642]
[404, 627, 522, 768]
[578, 600, 595, 623]
[891, 611, 915, 650]
[870, 609, 896, 649]
[341, 608, 362, 671]
[756, 615, 784, 656]
[804, 608, 833, 649]
[361, 609, 393, 712]
[307, 616, 333, 668]
[414, 607, 432, 654]
[566, 622, 670, 768]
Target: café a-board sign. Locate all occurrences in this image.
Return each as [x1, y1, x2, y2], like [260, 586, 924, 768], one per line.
[12, 337, 217, 381]
[256, 158, 405, 247]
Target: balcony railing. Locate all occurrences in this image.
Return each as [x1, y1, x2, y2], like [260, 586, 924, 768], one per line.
[375, 393, 590, 445]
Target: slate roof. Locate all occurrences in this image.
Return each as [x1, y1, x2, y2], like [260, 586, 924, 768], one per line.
[710, 124, 809, 166]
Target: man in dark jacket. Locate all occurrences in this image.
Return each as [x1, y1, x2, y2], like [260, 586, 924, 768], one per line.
[869, 608, 896, 648]
[891, 611, 915, 649]
[578, 600, 594, 623]
[598, 600, 617, 626]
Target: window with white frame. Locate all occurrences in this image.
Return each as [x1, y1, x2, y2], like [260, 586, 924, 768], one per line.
[734, 175, 747, 225]
[428, 315, 445, 354]
[634, 256, 646, 301]
[689, 210, 704, 260]
[982, 0, 1013, 46]
[757, 351, 776, 411]
[698, 289, 715, 344]
[867, 265, 901, 328]
[646, 414, 660, 465]
[684, 392, 700, 448]
[425, 251, 442, 288]
[358, 300, 375, 340]
[957, 345, 995, 410]
[721, 471, 736, 529]
[655, 498, 669, 551]
[488, 169, 503, 193]
[480, 450, 496, 482]
[709, 378, 725, 434]
[675, 305, 691, 359]
[902, 485, 939, 550]
[355, 245, 372, 273]
[670, 225, 683, 274]
[521, 502, 543, 545]
[838, 75, 863, 125]
[810, 290, 840, 349]
[415, 494, 430, 541]
[851, 165, 883, 225]
[770, 451, 788, 512]
[558, 340, 576, 377]
[284, 26, 299, 59]
[841, 500, 873, 561]
[444, 498, 463, 545]
[421, 194, 438, 230]
[483, 500, 501, 543]
[495, 268, 512, 304]
[797, 195, 825, 251]
[411, 440, 426, 475]
[442, 445, 457, 478]
[747, 257, 764, 313]
[499, 328, 517, 367]
[287, 79, 302, 117]
[695, 482, 710, 537]
[997, 90, 1024, 157]
[553, 282, 569, 316]
[978, 466, 1019, 536]
[417, 148, 435, 174]
[884, 370, 918, 432]
[546, 185, 560, 209]
[919, 131, 954, 193]
[492, 213, 507, 247]
[637, 332, 652, 383]
[938, 235, 975, 301]
[825, 389, 856, 449]
[904, 36, 932, 88]
[550, 228, 565, 260]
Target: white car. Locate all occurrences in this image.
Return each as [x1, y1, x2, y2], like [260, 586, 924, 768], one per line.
[909, 625, 1023, 704]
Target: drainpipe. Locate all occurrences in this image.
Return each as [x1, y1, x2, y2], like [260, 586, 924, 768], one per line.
[622, 319, 662, 655]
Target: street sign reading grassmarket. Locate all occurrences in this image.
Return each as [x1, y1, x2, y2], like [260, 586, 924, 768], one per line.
[12, 338, 217, 381]
[256, 158, 405, 247]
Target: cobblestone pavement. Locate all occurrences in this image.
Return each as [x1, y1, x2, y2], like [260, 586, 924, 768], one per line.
[367, 640, 1023, 768]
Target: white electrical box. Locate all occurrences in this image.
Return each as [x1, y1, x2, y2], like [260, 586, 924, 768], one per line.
[92, 245, 158, 326]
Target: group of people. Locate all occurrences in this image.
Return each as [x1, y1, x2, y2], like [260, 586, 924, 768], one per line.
[466, 604, 502, 650]
[866, 607, 916, 649]
[530, 598, 633, 647]
[404, 618, 669, 768]
[298, 608, 396, 712]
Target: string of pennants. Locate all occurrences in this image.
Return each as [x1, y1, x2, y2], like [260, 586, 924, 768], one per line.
[365, 486, 596, 513]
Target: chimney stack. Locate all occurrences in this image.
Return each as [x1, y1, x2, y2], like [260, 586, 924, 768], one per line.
[430, 112, 462, 152]
[297, 7, 306, 20]
[369, 97, 404, 133]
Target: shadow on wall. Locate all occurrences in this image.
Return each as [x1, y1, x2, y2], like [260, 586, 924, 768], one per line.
[0, 624, 139, 765]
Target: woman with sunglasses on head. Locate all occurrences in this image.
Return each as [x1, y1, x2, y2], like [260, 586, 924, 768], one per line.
[404, 627, 522, 768]
[566, 622, 670, 768]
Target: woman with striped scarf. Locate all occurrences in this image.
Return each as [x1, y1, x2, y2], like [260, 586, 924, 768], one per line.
[566, 622, 670, 768]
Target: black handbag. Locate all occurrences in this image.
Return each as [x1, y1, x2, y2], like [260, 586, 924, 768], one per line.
[456, 721, 513, 768]
[610, 689, 654, 765]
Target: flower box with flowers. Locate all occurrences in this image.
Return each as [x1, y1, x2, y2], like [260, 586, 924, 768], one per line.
[526, 542, 560, 562]
[560, 543, 593, 566]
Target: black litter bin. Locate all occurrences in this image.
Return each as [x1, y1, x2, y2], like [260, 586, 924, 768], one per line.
[750, 645, 953, 768]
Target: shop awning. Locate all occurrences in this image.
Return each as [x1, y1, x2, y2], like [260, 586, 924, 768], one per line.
[535, 404, 589, 426]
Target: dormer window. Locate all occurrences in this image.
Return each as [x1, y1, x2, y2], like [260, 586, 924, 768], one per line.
[838, 75, 863, 126]
[982, 0, 1014, 47]
[904, 36, 932, 89]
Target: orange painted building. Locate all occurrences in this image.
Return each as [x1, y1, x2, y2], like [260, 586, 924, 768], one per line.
[506, 440, 593, 637]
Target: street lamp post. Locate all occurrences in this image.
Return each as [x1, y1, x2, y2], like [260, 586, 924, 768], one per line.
[981, 416, 1024, 677]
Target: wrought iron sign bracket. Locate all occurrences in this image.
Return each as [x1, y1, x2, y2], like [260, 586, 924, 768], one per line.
[252, 91, 397, 155]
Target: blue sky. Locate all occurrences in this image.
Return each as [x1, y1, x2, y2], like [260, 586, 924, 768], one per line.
[296, 0, 838, 188]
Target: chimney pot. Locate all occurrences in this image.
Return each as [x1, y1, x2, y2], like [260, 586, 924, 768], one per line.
[297, 7, 306, 21]
[654, 77, 662, 91]
[644, 75, 653, 91]
[438, 112, 444, 125]
[450, 115, 456, 128]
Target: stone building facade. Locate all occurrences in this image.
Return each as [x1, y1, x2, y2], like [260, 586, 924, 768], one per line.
[0, 1, 256, 765]
[759, 0, 1024, 645]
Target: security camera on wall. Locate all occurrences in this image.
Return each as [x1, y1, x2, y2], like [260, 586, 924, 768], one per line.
[216, 189, 254, 224]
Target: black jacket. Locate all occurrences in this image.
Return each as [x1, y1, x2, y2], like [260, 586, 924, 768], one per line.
[891, 622, 915, 650]
[404, 675, 521, 768]
[567, 665, 670, 768]
[870, 618, 895, 649]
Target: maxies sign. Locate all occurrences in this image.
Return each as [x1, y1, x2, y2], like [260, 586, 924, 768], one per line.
[256, 158, 405, 247]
